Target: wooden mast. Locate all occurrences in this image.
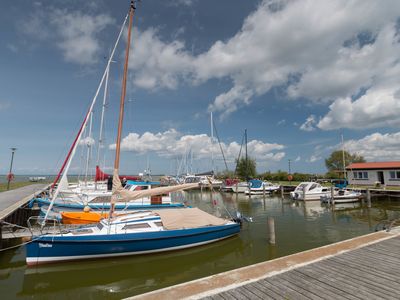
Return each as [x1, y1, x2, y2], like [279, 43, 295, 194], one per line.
[114, 1, 135, 170]
[110, 1, 136, 216]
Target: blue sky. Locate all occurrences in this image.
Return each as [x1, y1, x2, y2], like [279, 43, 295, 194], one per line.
[1, 0, 400, 176]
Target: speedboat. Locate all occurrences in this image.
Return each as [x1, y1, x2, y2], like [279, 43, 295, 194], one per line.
[244, 180, 280, 195]
[290, 182, 331, 201]
[320, 189, 363, 204]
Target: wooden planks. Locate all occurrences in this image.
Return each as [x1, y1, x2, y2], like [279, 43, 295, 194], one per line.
[204, 236, 400, 300]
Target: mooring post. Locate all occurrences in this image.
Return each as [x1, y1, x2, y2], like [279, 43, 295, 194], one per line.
[280, 185, 284, 199]
[263, 183, 266, 197]
[331, 186, 335, 205]
[302, 188, 306, 201]
[367, 188, 371, 208]
[268, 217, 276, 244]
[235, 183, 238, 193]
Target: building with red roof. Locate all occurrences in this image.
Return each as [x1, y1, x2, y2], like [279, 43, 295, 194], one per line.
[346, 161, 400, 186]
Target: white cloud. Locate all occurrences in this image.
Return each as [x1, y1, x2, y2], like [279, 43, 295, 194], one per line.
[79, 137, 95, 146]
[127, 0, 400, 129]
[20, 7, 114, 65]
[50, 10, 114, 65]
[300, 115, 317, 132]
[308, 155, 320, 163]
[295, 156, 301, 162]
[0, 102, 11, 111]
[7, 44, 18, 53]
[277, 119, 286, 126]
[129, 28, 194, 90]
[109, 129, 285, 162]
[343, 132, 400, 161]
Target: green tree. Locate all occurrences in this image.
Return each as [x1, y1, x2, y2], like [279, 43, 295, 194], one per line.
[236, 157, 257, 180]
[325, 150, 365, 175]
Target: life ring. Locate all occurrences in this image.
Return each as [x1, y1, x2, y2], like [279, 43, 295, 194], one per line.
[7, 173, 14, 181]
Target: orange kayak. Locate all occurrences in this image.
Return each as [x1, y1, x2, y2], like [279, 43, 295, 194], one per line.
[61, 211, 109, 224]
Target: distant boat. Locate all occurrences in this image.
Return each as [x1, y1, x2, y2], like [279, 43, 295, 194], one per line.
[29, 176, 46, 182]
[244, 180, 280, 195]
[290, 182, 331, 201]
[320, 189, 363, 204]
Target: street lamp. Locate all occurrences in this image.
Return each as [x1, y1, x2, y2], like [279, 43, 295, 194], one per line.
[7, 147, 17, 190]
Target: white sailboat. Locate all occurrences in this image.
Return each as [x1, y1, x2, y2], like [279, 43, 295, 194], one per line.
[26, 1, 243, 266]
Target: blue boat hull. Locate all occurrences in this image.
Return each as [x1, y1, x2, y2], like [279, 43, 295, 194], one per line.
[26, 223, 240, 265]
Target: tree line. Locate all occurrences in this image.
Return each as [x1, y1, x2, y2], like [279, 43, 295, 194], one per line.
[217, 150, 365, 181]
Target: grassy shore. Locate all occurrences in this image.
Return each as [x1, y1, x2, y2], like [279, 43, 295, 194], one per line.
[0, 181, 40, 192]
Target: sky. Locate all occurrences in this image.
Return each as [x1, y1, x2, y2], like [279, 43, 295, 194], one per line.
[1, 0, 400, 176]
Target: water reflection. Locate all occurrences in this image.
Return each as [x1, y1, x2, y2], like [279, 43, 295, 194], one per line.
[1, 191, 400, 299]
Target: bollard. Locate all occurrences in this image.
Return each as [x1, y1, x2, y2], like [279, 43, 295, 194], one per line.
[268, 217, 276, 244]
[280, 185, 284, 199]
[367, 188, 371, 208]
[331, 186, 335, 205]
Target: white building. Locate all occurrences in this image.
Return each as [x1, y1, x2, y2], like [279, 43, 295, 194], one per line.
[346, 162, 400, 186]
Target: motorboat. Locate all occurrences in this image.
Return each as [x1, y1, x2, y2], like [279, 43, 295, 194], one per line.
[244, 180, 280, 195]
[290, 182, 331, 201]
[320, 189, 363, 204]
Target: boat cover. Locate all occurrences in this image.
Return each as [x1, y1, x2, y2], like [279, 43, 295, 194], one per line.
[153, 207, 228, 230]
[112, 169, 199, 202]
[249, 179, 263, 188]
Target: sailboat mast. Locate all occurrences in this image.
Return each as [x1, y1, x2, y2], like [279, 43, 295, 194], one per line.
[113, 1, 135, 172]
[84, 111, 93, 185]
[96, 65, 110, 169]
[245, 129, 248, 180]
[42, 12, 129, 226]
[210, 112, 214, 174]
[341, 133, 346, 180]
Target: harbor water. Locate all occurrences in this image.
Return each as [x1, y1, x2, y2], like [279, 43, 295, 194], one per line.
[1, 190, 399, 299]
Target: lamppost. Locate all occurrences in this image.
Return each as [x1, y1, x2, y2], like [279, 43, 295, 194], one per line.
[7, 148, 17, 190]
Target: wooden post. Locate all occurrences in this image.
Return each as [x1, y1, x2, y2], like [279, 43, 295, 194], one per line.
[268, 217, 275, 244]
[331, 186, 335, 205]
[235, 183, 238, 193]
[263, 183, 266, 197]
[280, 185, 284, 199]
[302, 187, 306, 201]
[367, 188, 371, 208]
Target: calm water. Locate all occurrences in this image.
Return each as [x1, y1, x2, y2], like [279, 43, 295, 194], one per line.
[1, 191, 400, 299]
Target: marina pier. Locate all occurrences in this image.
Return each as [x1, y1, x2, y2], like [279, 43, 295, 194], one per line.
[128, 227, 400, 300]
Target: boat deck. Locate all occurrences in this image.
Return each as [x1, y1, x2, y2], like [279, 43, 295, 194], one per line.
[128, 228, 400, 300]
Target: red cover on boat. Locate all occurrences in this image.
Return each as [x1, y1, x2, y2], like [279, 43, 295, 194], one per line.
[224, 178, 240, 186]
[95, 165, 141, 181]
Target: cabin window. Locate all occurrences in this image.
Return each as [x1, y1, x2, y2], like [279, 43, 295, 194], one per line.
[309, 184, 318, 191]
[389, 171, 400, 180]
[122, 223, 151, 230]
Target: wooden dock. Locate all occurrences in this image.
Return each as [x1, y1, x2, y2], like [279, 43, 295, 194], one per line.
[128, 228, 400, 300]
[0, 183, 48, 220]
